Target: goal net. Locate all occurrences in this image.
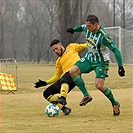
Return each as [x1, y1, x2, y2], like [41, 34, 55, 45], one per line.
[105, 26, 133, 64]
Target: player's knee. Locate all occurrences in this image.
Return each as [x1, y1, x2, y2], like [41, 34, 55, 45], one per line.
[69, 66, 80, 78]
[95, 80, 105, 92]
[95, 84, 101, 90]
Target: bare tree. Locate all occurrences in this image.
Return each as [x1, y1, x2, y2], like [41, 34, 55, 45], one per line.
[55, 0, 93, 46]
[1, 0, 22, 59]
[0, 0, 132, 63]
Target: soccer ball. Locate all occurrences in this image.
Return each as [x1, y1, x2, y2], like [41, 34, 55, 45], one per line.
[45, 103, 60, 117]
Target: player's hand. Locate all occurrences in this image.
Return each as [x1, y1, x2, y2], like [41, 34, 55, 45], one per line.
[34, 79, 47, 88]
[67, 28, 75, 34]
[118, 66, 125, 77]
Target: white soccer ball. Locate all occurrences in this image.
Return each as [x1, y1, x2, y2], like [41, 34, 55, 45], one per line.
[45, 103, 60, 117]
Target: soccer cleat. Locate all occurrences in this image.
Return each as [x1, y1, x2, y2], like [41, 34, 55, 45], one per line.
[79, 96, 92, 106]
[113, 102, 120, 116]
[61, 106, 71, 115]
[51, 96, 67, 105]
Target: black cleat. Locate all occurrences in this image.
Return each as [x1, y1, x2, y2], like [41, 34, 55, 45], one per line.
[61, 106, 71, 115]
[113, 102, 120, 116]
[51, 96, 67, 105]
[79, 96, 92, 106]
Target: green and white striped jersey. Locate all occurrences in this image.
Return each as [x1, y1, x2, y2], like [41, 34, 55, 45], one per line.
[74, 24, 118, 63]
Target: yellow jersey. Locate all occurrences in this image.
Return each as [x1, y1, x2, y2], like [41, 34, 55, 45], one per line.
[46, 43, 87, 84]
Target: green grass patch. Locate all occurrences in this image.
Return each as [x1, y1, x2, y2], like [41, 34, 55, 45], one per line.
[0, 63, 132, 133]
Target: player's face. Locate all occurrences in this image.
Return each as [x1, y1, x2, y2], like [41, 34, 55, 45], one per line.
[52, 43, 64, 56]
[86, 21, 98, 33]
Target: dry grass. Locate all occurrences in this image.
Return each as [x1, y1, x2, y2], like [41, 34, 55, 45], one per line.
[0, 63, 133, 133]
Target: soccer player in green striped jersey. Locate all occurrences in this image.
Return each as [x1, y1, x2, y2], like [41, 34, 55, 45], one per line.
[67, 15, 125, 116]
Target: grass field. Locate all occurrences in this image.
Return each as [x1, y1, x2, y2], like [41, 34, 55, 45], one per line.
[0, 63, 133, 133]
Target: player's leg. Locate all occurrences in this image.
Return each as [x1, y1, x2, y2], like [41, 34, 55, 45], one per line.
[43, 80, 63, 109]
[94, 64, 120, 116]
[52, 72, 76, 105]
[43, 80, 71, 115]
[69, 58, 92, 106]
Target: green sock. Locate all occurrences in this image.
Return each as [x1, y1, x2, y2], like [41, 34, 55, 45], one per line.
[73, 75, 90, 96]
[103, 87, 117, 106]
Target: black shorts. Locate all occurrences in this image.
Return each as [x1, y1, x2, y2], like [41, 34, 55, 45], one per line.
[43, 72, 76, 99]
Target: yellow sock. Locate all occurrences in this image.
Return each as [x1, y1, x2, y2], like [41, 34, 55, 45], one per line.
[56, 103, 63, 110]
[60, 83, 69, 98]
[47, 95, 63, 110]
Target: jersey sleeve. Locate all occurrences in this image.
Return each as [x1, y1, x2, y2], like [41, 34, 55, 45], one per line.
[73, 24, 86, 32]
[112, 48, 123, 67]
[102, 36, 123, 67]
[46, 74, 61, 84]
[102, 36, 116, 50]
[74, 43, 88, 52]
[100, 28, 117, 50]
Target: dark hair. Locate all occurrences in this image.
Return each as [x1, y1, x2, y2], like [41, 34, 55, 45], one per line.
[50, 39, 60, 47]
[86, 15, 99, 24]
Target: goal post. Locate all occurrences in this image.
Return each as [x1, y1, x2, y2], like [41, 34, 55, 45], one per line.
[105, 26, 133, 64]
[105, 26, 121, 52]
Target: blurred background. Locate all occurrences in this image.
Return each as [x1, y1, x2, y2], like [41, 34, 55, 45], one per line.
[0, 0, 132, 64]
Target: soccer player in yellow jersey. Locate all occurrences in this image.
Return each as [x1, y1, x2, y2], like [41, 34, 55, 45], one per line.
[34, 39, 89, 115]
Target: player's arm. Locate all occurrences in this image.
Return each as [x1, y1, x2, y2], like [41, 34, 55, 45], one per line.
[67, 25, 85, 34]
[34, 60, 62, 88]
[34, 72, 61, 88]
[102, 38, 125, 77]
[75, 43, 88, 52]
[46, 73, 61, 84]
